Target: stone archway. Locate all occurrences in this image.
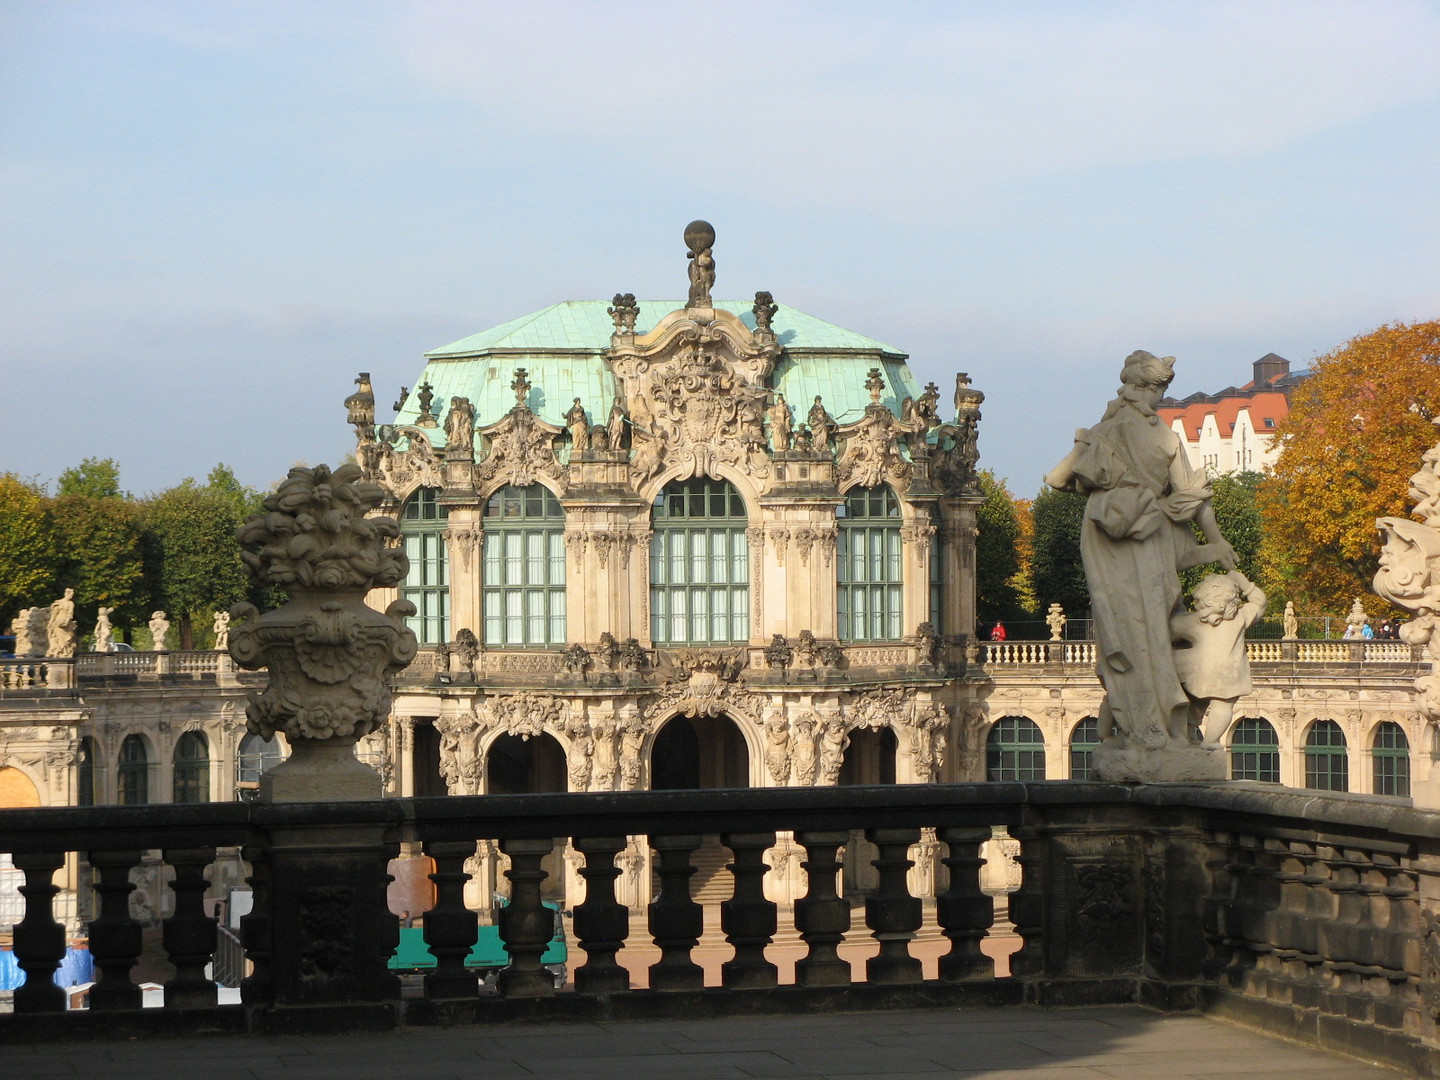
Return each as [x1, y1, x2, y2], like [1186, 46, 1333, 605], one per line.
[486, 732, 567, 795]
[839, 726, 897, 786]
[650, 713, 750, 790]
[0, 765, 41, 808]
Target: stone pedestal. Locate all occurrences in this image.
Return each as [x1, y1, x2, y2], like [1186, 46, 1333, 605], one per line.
[1093, 740, 1225, 783]
[260, 739, 383, 803]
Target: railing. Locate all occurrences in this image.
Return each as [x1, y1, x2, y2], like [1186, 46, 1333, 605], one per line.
[980, 639, 1421, 668]
[1, 782, 1438, 1073]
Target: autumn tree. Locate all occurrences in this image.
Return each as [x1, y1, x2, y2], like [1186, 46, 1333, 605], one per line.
[1030, 486, 1089, 618]
[974, 471, 1025, 624]
[57, 457, 123, 499]
[1259, 320, 1440, 614]
[0, 473, 55, 630]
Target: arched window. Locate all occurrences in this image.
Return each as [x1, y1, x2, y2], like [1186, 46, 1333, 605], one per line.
[486, 733, 568, 795]
[117, 735, 149, 806]
[482, 484, 566, 647]
[236, 732, 285, 801]
[77, 736, 97, 807]
[172, 731, 210, 804]
[986, 716, 1046, 781]
[650, 478, 749, 646]
[1304, 720, 1349, 792]
[1372, 721, 1410, 797]
[1229, 718, 1280, 783]
[836, 485, 902, 642]
[400, 486, 450, 645]
[1068, 717, 1100, 780]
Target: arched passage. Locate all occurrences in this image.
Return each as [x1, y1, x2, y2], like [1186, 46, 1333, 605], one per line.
[486, 733, 567, 795]
[839, 726, 897, 785]
[651, 713, 749, 790]
[0, 766, 41, 808]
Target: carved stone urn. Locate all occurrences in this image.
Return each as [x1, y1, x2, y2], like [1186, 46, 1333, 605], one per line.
[229, 463, 416, 801]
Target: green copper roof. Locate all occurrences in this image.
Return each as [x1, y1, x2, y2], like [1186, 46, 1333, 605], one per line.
[395, 301, 922, 443]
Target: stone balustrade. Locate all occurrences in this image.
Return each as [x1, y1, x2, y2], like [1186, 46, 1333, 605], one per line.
[2, 782, 1439, 1074]
[980, 638, 1422, 670]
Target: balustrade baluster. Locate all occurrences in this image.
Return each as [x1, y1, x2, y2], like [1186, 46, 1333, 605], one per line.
[864, 827, 922, 984]
[162, 847, 218, 1008]
[239, 844, 272, 1008]
[794, 830, 850, 987]
[12, 851, 66, 1013]
[647, 834, 704, 991]
[1008, 826, 1045, 978]
[495, 837, 555, 998]
[720, 832, 777, 989]
[936, 826, 992, 980]
[571, 836, 629, 995]
[88, 849, 143, 1010]
[422, 840, 479, 1000]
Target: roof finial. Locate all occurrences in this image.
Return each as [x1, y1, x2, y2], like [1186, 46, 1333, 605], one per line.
[511, 368, 532, 408]
[685, 220, 716, 308]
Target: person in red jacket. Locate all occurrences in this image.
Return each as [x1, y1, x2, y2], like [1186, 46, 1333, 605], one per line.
[989, 622, 1008, 642]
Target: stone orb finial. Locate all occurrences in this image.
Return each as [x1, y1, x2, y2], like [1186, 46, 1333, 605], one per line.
[684, 220, 716, 254]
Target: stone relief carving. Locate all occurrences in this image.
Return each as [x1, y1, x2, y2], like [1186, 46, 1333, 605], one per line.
[763, 634, 793, 671]
[834, 368, 925, 493]
[474, 369, 565, 491]
[905, 702, 949, 781]
[845, 687, 913, 730]
[764, 713, 792, 784]
[561, 643, 592, 679]
[791, 712, 819, 786]
[444, 526, 479, 572]
[618, 717, 646, 790]
[591, 717, 618, 791]
[1075, 863, 1133, 927]
[817, 716, 849, 786]
[444, 397, 476, 455]
[564, 715, 594, 792]
[437, 712, 484, 795]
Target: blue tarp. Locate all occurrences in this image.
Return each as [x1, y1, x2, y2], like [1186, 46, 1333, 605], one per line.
[0, 947, 93, 990]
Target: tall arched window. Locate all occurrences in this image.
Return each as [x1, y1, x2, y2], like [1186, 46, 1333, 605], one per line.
[650, 478, 749, 646]
[1372, 721, 1410, 797]
[483, 484, 566, 647]
[236, 732, 285, 802]
[836, 485, 902, 642]
[117, 735, 149, 806]
[400, 486, 450, 645]
[1068, 716, 1100, 780]
[77, 736, 97, 807]
[1230, 718, 1280, 783]
[1304, 720, 1349, 792]
[986, 716, 1046, 781]
[172, 731, 210, 804]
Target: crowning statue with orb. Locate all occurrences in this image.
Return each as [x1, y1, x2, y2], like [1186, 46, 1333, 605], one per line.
[1046, 350, 1243, 781]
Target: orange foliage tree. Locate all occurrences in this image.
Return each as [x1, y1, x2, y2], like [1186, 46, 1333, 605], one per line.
[1259, 320, 1440, 614]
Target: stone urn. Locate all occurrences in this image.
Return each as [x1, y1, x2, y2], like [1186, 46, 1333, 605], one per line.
[229, 463, 416, 801]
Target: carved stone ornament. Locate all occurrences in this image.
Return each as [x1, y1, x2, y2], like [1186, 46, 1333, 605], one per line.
[482, 691, 566, 740]
[846, 687, 914, 730]
[645, 649, 758, 722]
[752, 290, 778, 333]
[930, 372, 984, 494]
[344, 372, 376, 440]
[1420, 908, 1440, 1021]
[474, 370, 566, 491]
[229, 464, 417, 799]
[376, 426, 444, 496]
[608, 292, 639, 333]
[834, 369, 928, 493]
[1075, 863, 1133, 927]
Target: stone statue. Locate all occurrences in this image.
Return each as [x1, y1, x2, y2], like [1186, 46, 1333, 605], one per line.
[148, 611, 171, 652]
[24, 607, 48, 657]
[608, 292, 639, 333]
[1171, 571, 1267, 742]
[93, 607, 114, 653]
[415, 381, 437, 427]
[818, 717, 849, 786]
[763, 633, 793, 670]
[565, 398, 591, 453]
[795, 629, 820, 671]
[768, 393, 793, 452]
[592, 718, 618, 791]
[391, 386, 409, 414]
[597, 632, 621, 672]
[791, 714, 818, 786]
[212, 610, 231, 651]
[1343, 598, 1370, 640]
[915, 621, 939, 666]
[46, 589, 77, 658]
[684, 220, 716, 308]
[606, 399, 627, 451]
[619, 638, 647, 672]
[619, 720, 645, 789]
[444, 396, 475, 453]
[1045, 350, 1236, 781]
[565, 717, 594, 792]
[753, 290, 778, 333]
[808, 396, 835, 457]
[764, 715, 792, 784]
[1282, 601, 1299, 640]
[12, 608, 34, 657]
[345, 372, 376, 440]
[1045, 603, 1067, 642]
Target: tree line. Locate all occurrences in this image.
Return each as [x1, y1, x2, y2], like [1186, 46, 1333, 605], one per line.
[0, 459, 277, 651]
[976, 320, 1440, 633]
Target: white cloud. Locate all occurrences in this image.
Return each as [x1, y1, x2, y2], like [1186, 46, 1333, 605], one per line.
[392, 1, 1440, 223]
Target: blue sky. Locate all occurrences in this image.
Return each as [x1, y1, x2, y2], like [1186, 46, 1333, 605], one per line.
[3, 1, 1438, 499]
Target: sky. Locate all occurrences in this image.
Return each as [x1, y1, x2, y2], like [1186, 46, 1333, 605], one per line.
[2, 1, 1438, 500]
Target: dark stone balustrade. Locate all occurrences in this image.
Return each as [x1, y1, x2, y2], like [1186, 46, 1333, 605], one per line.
[2, 783, 1440, 1076]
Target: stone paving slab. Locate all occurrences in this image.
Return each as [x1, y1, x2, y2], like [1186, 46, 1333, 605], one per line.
[5, 1005, 1405, 1080]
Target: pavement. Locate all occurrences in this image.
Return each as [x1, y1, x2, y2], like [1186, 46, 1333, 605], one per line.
[3, 1005, 1404, 1079]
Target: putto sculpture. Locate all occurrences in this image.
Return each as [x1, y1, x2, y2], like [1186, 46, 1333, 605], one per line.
[1046, 350, 1237, 781]
[229, 462, 417, 800]
[148, 611, 171, 652]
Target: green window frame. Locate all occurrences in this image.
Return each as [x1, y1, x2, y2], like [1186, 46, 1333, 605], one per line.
[650, 478, 749, 646]
[400, 487, 450, 646]
[1304, 719, 1349, 792]
[837, 485, 903, 643]
[1068, 716, 1100, 780]
[482, 484, 567, 647]
[986, 716, 1047, 781]
[117, 734, 149, 806]
[1230, 717, 1281, 783]
[1372, 721, 1410, 797]
[172, 730, 210, 804]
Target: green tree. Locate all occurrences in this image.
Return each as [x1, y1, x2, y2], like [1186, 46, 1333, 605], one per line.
[1179, 470, 1268, 600]
[0, 473, 55, 630]
[48, 494, 148, 640]
[1030, 486, 1089, 618]
[56, 457, 123, 499]
[143, 475, 252, 648]
[975, 471, 1023, 624]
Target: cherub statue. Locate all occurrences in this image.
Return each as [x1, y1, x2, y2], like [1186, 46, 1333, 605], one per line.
[1170, 571, 1266, 743]
[149, 611, 171, 651]
[212, 610, 231, 651]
